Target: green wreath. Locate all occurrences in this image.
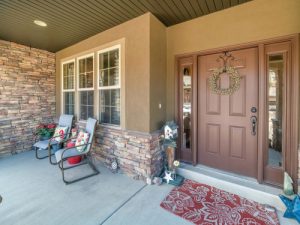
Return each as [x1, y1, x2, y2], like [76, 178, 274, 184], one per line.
[208, 66, 241, 95]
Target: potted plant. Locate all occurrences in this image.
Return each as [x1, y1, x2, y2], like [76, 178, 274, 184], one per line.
[35, 123, 56, 140]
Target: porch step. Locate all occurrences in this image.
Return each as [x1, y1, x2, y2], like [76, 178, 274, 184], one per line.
[177, 163, 286, 211]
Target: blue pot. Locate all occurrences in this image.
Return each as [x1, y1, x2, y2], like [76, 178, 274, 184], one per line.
[39, 136, 50, 141]
[51, 143, 61, 153]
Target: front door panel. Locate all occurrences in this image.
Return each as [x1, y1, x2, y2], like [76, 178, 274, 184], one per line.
[198, 48, 259, 178]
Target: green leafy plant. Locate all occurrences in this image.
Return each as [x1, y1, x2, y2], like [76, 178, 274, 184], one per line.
[35, 123, 56, 138]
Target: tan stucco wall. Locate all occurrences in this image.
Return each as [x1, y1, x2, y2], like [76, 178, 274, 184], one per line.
[149, 15, 167, 131]
[166, 0, 300, 119]
[56, 13, 151, 132]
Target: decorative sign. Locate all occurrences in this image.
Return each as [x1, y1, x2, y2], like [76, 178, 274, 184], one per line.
[161, 121, 178, 148]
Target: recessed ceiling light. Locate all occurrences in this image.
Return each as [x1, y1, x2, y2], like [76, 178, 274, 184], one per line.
[34, 20, 47, 27]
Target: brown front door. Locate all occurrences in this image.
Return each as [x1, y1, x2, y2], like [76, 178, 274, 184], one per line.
[198, 48, 259, 178]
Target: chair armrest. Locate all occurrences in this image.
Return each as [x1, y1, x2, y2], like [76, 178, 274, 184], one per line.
[50, 133, 74, 143]
[61, 143, 92, 159]
[60, 137, 75, 144]
[48, 135, 62, 145]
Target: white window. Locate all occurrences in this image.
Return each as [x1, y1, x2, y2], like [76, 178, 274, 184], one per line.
[62, 60, 75, 115]
[77, 53, 94, 121]
[98, 45, 121, 126]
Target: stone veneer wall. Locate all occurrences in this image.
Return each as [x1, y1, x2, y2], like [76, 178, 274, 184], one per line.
[0, 40, 56, 156]
[92, 126, 164, 180]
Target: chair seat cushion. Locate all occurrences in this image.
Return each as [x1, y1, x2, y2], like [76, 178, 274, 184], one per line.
[33, 139, 58, 150]
[55, 148, 81, 163]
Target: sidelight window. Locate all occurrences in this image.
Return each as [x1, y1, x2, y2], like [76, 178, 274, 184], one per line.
[267, 54, 284, 167]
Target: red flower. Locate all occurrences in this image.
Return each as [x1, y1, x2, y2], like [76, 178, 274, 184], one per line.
[37, 124, 46, 129]
[47, 124, 56, 129]
[36, 122, 57, 137]
[59, 130, 65, 138]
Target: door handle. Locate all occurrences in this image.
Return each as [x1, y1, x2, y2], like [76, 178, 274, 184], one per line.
[250, 116, 257, 136]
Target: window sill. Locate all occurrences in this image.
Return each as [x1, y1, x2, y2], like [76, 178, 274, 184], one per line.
[77, 120, 122, 130]
[99, 124, 122, 130]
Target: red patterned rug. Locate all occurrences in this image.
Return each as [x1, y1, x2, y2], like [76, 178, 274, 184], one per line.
[160, 179, 279, 225]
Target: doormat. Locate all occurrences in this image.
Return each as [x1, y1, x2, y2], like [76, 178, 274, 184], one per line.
[160, 179, 279, 225]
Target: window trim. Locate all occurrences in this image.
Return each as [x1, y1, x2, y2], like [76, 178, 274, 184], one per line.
[77, 53, 95, 91]
[97, 44, 121, 127]
[61, 59, 75, 115]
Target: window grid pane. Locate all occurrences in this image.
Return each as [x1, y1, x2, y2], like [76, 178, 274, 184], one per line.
[64, 92, 75, 115]
[80, 91, 94, 120]
[99, 89, 120, 125]
[99, 49, 119, 88]
[79, 56, 93, 89]
[63, 62, 74, 90]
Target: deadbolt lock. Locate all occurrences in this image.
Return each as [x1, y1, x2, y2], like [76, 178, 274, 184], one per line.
[251, 107, 257, 113]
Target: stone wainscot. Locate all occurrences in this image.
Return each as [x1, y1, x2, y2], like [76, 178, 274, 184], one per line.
[93, 125, 165, 181]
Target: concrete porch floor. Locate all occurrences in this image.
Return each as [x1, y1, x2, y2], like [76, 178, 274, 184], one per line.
[0, 151, 296, 225]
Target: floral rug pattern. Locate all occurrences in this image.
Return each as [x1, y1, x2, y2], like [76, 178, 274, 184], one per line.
[160, 179, 279, 225]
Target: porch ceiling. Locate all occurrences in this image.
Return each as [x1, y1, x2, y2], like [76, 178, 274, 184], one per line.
[0, 0, 251, 52]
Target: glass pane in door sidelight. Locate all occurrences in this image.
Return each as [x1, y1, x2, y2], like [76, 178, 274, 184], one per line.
[267, 54, 283, 167]
[182, 66, 192, 149]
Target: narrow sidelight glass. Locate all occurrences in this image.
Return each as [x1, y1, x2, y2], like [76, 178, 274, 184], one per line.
[267, 54, 283, 167]
[182, 66, 192, 149]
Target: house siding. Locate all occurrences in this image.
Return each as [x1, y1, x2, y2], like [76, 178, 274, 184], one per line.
[55, 13, 152, 133]
[0, 40, 55, 157]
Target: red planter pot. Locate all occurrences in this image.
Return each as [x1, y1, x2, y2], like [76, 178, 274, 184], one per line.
[66, 141, 82, 165]
[67, 156, 82, 164]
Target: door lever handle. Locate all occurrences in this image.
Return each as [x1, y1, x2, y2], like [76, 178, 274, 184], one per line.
[250, 116, 257, 136]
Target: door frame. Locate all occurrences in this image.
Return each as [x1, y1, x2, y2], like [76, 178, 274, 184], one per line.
[174, 34, 299, 190]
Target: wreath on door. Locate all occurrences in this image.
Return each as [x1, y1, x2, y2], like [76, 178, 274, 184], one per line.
[208, 66, 241, 95]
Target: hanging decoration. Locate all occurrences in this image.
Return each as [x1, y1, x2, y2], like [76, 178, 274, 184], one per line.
[208, 52, 241, 95]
